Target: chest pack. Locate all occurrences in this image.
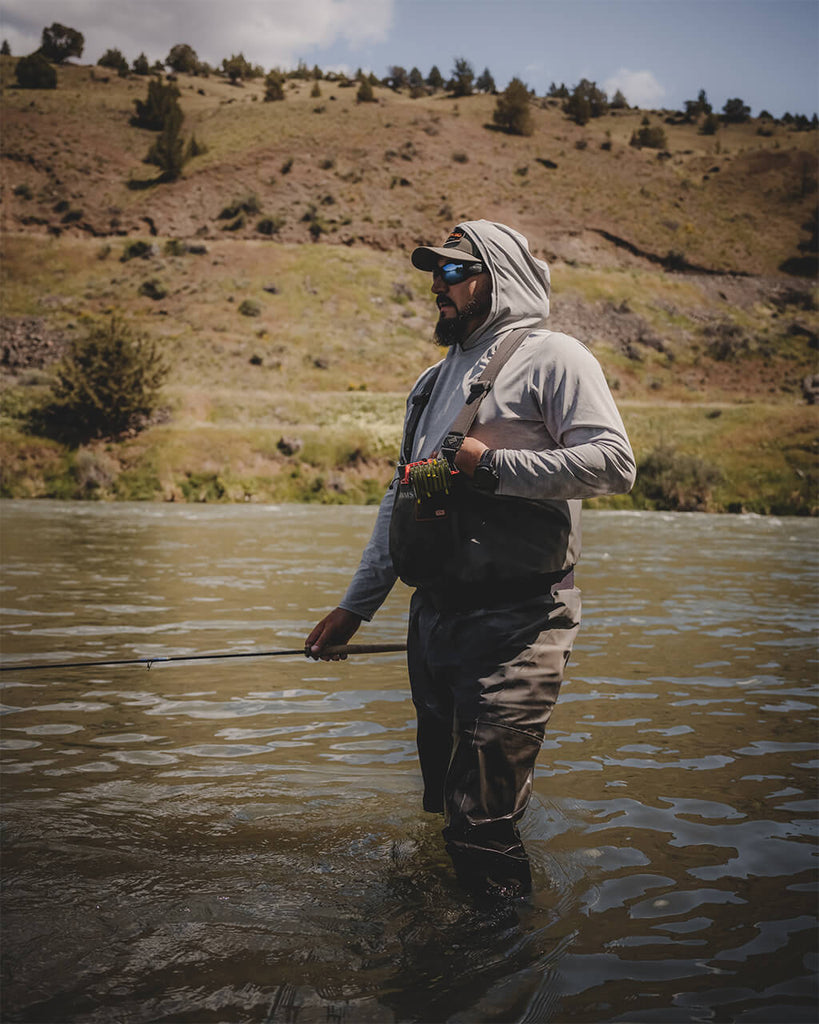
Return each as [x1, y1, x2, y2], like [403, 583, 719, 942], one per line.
[388, 328, 570, 591]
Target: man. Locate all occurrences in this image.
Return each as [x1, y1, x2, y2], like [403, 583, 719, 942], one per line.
[307, 220, 635, 899]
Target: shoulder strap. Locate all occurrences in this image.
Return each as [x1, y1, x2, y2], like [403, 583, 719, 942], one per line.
[400, 365, 443, 465]
[441, 327, 531, 461]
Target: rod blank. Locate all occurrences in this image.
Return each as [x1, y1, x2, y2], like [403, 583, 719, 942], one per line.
[0, 643, 407, 673]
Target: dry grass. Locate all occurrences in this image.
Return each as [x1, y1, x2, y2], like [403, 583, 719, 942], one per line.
[1, 59, 817, 510]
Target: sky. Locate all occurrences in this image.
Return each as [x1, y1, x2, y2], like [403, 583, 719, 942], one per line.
[2, 0, 817, 116]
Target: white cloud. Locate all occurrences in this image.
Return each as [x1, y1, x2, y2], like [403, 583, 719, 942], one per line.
[603, 68, 666, 108]
[0, 0, 394, 68]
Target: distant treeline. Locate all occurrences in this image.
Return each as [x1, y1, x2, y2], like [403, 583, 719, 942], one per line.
[4, 20, 818, 131]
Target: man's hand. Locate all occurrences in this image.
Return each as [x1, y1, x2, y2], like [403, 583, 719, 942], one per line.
[454, 436, 489, 477]
[305, 607, 363, 660]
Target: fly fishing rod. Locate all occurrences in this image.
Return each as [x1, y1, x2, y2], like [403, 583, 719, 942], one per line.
[0, 643, 407, 673]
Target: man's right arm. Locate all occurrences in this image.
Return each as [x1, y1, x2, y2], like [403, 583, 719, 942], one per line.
[305, 477, 398, 659]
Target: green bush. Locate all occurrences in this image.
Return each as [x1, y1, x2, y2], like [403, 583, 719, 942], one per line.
[492, 78, 534, 136]
[630, 123, 668, 149]
[356, 78, 375, 103]
[239, 299, 262, 317]
[265, 69, 285, 101]
[632, 444, 722, 511]
[33, 314, 169, 444]
[132, 78, 181, 130]
[15, 52, 57, 89]
[98, 48, 129, 76]
[40, 23, 83, 63]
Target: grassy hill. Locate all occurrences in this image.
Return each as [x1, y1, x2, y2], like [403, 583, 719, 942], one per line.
[1, 58, 817, 513]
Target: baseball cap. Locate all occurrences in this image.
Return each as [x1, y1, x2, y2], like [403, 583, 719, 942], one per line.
[411, 228, 483, 271]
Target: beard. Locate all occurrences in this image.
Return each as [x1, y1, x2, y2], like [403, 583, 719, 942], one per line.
[433, 277, 493, 347]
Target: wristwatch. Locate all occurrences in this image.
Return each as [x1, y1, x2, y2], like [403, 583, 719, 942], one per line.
[472, 449, 499, 492]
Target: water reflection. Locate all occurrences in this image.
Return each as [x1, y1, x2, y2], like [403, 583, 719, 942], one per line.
[1, 503, 817, 1022]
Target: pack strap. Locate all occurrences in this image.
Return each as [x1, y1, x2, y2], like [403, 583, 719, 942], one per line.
[440, 326, 531, 466]
[400, 366, 442, 465]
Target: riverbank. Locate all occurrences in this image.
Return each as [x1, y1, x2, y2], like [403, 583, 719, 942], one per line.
[1, 236, 817, 514]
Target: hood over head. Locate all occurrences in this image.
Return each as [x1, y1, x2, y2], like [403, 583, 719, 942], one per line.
[411, 220, 551, 350]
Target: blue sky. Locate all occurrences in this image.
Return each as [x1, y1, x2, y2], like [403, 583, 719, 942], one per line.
[3, 0, 817, 116]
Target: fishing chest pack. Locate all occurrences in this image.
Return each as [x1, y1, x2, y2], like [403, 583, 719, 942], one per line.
[389, 328, 571, 595]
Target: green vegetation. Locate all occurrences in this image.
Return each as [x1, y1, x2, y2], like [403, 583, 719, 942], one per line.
[15, 52, 56, 89]
[0, 46, 817, 512]
[40, 22, 84, 63]
[492, 78, 534, 136]
[30, 313, 169, 445]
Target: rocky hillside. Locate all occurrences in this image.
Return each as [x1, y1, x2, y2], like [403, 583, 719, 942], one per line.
[1, 57, 817, 512]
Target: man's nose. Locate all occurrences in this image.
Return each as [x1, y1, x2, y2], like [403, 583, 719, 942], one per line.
[431, 274, 447, 294]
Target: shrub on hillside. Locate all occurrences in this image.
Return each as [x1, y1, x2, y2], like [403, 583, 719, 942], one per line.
[450, 57, 474, 97]
[565, 78, 608, 125]
[492, 77, 534, 136]
[632, 444, 722, 511]
[15, 52, 57, 89]
[265, 69, 285, 101]
[132, 52, 150, 75]
[132, 79, 181, 130]
[33, 314, 169, 444]
[40, 23, 84, 63]
[722, 97, 751, 124]
[357, 78, 376, 103]
[145, 101, 188, 180]
[166, 43, 198, 74]
[630, 122, 668, 149]
[98, 48, 129, 77]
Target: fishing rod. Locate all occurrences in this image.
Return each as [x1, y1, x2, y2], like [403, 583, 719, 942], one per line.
[0, 643, 407, 674]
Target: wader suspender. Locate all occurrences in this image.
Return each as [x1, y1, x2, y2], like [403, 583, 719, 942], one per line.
[439, 327, 532, 467]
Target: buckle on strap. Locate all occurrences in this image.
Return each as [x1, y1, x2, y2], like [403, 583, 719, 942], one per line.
[440, 431, 464, 468]
[467, 380, 492, 403]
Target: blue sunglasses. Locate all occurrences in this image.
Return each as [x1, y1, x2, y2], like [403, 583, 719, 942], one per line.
[433, 261, 485, 285]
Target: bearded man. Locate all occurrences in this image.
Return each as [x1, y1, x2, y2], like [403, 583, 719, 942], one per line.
[307, 220, 636, 900]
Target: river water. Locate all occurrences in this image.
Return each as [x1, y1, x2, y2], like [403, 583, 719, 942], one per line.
[0, 502, 816, 1024]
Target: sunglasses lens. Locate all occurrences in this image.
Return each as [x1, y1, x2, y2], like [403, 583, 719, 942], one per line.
[438, 262, 480, 284]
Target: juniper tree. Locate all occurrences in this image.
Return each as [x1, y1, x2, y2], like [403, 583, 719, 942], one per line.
[492, 77, 534, 135]
[15, 52, 57, 89]
[40, 23, 84, 63]
[450, 57, 474, 97]
[36, 314, 169, 443]
[166, 43, 198, 73]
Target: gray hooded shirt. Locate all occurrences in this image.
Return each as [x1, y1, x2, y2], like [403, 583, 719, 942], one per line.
[339, 220, 636, 620]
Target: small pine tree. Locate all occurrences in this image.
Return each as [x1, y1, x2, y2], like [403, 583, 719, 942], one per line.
[565, 78, 608, 124]
[15, 52, 57, 89]
[492, 77, 534, 136]
[40, 23, 84, 63]
[1, 40, 11, 56]
[98, 48, 129, 77]
[427, 65, 444, 91]
[133, 79, 181, 130]
[630, 122, 668, 149]
[610, 88, 628, 109]
[145, 101, 188, 179]
[722, 97, 751, 124]
[700, 112, 719, 135]
[311, 79, 321, 98]
[356, 77, 376, 103]
[37, 314, 169, 443]
[132, 52, 150, 75]
[264, 69, 285, 101]
[166, 43, 198, 74]
[450, 57, 474, 97]
[476, 67, 496, 94]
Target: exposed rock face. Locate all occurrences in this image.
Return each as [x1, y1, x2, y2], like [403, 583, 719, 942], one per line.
[0, 317, 69, 371]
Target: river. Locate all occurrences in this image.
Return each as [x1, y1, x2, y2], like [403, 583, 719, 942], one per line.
[1, 502, 816, 1023]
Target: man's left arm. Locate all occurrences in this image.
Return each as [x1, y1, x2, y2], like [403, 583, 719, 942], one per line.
[456, 337, 636, 500]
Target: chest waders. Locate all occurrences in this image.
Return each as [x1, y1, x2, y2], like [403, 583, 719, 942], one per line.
[397, 330, 582, 900]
